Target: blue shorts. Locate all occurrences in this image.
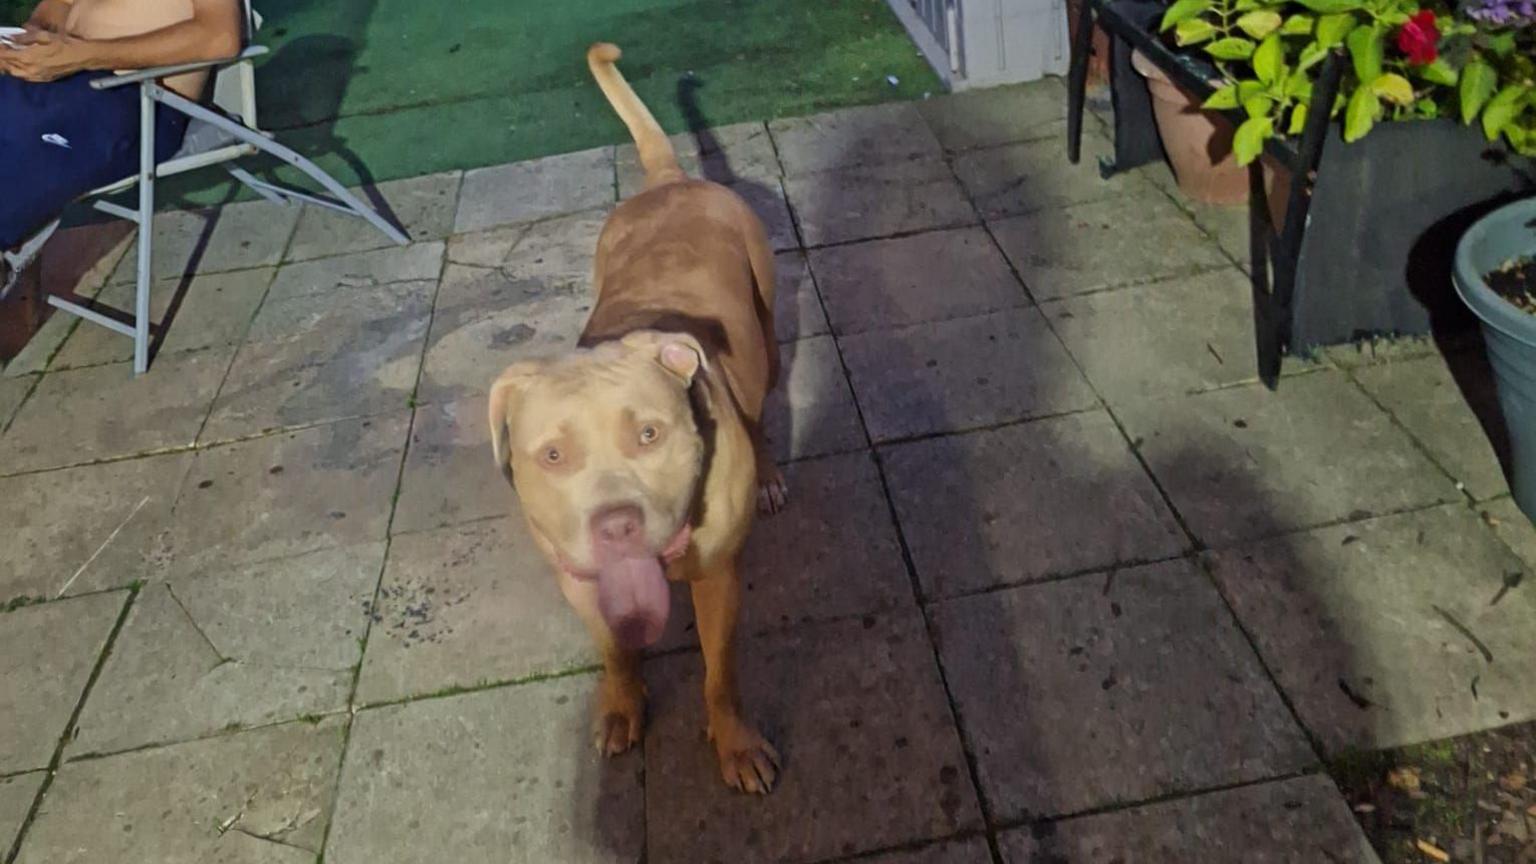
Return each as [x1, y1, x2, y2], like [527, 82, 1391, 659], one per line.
[0, 72, 189, 249]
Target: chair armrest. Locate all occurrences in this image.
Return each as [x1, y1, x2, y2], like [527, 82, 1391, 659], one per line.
[89, 45, 268, 90]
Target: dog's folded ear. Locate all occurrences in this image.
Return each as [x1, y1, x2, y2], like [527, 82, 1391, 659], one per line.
[621, 330, 708, 386]
[487, 361, 542, 486]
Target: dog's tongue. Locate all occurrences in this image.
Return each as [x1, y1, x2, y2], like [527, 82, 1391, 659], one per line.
[596, 556, 670, 650]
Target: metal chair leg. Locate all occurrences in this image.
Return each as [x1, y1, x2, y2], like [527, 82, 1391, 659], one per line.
[1067, 0, 1096, 164]
[133, 82, 157, 376]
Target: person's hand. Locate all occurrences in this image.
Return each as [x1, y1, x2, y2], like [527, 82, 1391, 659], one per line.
[0, 29, 90, 82]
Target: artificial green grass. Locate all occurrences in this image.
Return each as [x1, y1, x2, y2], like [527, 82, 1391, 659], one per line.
[5, 0, 941, 206]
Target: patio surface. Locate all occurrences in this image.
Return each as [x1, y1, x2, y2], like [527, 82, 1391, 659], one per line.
[3, 80, 1535, 863]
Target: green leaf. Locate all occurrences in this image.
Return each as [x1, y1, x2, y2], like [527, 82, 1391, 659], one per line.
[1288, 102, 1309, 134]
[1281, 14, 1315, 34]
[1175, 18, 1219, 46]
[1295, 0, 1362, 14]
[1482, 85, 1527, 141]
[1486, 32, 1517, 57]
[1205, 37, 1258, 60]
[1253, 34, 1284, 84]
[1233, 116, 1274, 165]
[1315, 12, 1355, 47]
[1344, 86, 1381, 142]
[1283, 69, 1314, 99]
[1236, 10, 1283, 39]
[1460, 61, 1497, 124]
[1297, 41, 1330, 71]
[1417, 59, 1458, 87]
[1346, 25, 1384, 84]
[1370, 72, 1415, 106]
[1160, 0, 1213, 31]
[1203, 85, 1241, 110]
[1244, 94, 1277, 118]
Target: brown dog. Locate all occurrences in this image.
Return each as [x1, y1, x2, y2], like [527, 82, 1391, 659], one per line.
[487, 42, 785, 793]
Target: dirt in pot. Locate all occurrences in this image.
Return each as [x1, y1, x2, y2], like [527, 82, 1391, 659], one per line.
[1486, 256, 1536, 315]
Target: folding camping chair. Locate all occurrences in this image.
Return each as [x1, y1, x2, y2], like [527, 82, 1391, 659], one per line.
[0, 0, 409, 375]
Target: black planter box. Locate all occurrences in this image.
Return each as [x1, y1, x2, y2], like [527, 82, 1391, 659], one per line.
[1105, 14, 1536, 352]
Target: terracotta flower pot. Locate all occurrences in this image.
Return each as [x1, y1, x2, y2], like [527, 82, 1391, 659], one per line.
[1131, 49, 1250, 205]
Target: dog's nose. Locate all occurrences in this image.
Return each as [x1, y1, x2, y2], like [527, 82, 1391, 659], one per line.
[591, 504, 645, 549]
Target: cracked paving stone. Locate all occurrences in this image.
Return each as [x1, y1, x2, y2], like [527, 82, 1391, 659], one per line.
[0, 772, 44, 853]
[1483, 497, 1536, 568]
[109, 199, 301, 284]
[326, 675, 643, 864]
[354, 517, 593, 705]
[286, 173, 462, 262]
[157, 414, 407, 579]
[393, 396, 508, 535]
[953, 131, 1132, 220]
[15, 719, 344, 864]
[0, 591, 124, 773]
[0, 452, 191, 601]
[1205, 504, 1536, 754]
[69, 544, 382, 757]
[646, 612, 981, 864]
[999, 774, 1379, 862]
[931, 560, 1313, 821]
[264, 242, 445, 303]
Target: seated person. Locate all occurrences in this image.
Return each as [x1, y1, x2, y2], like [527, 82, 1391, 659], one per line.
[0, 0, 242, 253]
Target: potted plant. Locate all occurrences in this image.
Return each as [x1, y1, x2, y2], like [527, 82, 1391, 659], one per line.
[1455, 196, 1536, 522]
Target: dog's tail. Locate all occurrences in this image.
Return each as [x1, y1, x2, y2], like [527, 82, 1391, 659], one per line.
[587, 43, 684, 189]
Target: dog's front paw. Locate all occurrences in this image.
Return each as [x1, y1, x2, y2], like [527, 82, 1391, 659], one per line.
[709, 718, 781, 793]
[756, 465, 789, 516]
[594, 679, 645, 756]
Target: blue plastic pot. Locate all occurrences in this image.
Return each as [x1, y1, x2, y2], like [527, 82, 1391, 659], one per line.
[1454, 196, 1536, 523]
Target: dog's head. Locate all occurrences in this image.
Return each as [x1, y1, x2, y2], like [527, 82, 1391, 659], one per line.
[488, 330, 708, 648]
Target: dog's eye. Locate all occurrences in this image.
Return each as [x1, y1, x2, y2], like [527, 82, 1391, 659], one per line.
[541, 447, 562, 465]
[638, 424, 660, 445]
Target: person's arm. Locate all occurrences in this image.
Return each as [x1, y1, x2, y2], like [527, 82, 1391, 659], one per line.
[24, 0, 72, 33]
[0, 0, 241, 82]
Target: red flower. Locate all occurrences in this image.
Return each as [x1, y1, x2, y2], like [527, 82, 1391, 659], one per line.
[1396, 10, 1440, 66]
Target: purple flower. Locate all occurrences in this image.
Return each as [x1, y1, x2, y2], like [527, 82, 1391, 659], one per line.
[1463, 0, 1535, 25]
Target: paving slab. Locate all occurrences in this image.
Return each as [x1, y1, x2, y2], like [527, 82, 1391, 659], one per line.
[989, 193, 1228, 300]
[286, 172, 462, 262]
[1042, 267, 1320, 403]
[0, 452, 191, 601]
[0, 347, 230, 473]
[808, 227, 1024, 334]
[931, 560, 1312, 820]
[445, 206, 608, 271]
[454, 146, 616, 234]
[0, 376, 31, 429]
[841, 307, 1097, 442]
[327, 675, 643, 864]
[917, 78, 1068, 152]
[762, 335, 866, 462]
[0, 772, 44, 856]
[1116, 371, 1460, 548]
[783, 159, 976, 247]
[953, 131, 1137, 220]
[0, 591, 124, 773]
[354, 517, 593, 706]
[16, 718, 344, 864]
[616, 122, 781, 197]
[69, 544, 381, 757]
[3, 223, 132, 377]
[51, 268, 273, 369]
[731, 177, 799, 252]
[110, 199, 302, 284]
[1205, 504, 1536, 754]
[1352, 351, 1510, 500]
[658, 451, 915, 650]
[772, 251, 828, 344]
[881, 410, 1187, 598]
[157, 414, 407, 579]
[1000, 774, 1379, 862]
[1483, 497, 1536, 567]
[419, 264, 592, 405]
[201, 282, 433, 440]
[646, 612, 981, 864]
[393, 396, 506, 534]
[769, 102, 942, 177]
[265, 241, 445, 302]
[842, 837, 993, 864]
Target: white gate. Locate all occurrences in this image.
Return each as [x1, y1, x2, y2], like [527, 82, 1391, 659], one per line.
[887, 0, 1070, 90]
